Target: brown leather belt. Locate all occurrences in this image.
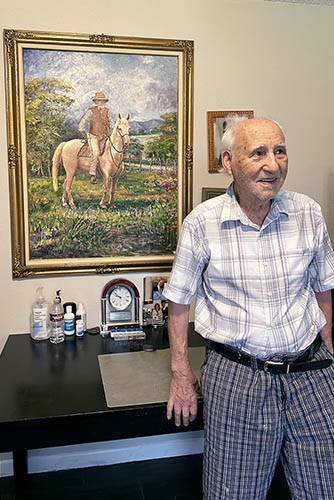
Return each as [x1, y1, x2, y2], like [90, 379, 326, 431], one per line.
[209, 334, 332, 374]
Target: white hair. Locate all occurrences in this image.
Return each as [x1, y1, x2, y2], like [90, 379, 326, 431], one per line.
[220, 114, 250, 153]
[220, 115, 285, 157]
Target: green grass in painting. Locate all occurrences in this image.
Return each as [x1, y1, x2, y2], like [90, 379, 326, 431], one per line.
[28, 167, 177, 259]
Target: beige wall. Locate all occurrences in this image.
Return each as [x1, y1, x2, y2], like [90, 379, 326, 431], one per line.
[1, 0, 334, 353]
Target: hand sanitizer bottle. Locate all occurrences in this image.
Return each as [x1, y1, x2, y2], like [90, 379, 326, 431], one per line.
[50, 290, 65, 344]
[30, 287, 50, 340]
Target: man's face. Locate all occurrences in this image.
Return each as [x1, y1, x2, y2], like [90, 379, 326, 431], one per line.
[95, 100, 107, 108]
[222, 118, 288, 207]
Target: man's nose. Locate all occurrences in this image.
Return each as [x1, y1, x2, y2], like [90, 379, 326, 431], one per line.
[263, 152, 279, 172]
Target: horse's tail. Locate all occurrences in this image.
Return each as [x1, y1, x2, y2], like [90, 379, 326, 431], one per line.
[52, 142, 65, 192]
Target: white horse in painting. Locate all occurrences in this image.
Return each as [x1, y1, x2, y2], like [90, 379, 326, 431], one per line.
[52, 113, 130, 209]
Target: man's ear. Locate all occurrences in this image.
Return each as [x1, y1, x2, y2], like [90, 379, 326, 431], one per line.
[221, 150, 233, 175]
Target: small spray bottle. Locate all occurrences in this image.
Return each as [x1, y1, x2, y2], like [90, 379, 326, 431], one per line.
[76, 302, 87, 337]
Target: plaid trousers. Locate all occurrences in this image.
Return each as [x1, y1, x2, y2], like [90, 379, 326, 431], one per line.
[201, 341, 334, 500]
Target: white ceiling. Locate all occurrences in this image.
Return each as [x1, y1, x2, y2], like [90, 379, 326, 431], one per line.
[266, 0, 334, 5]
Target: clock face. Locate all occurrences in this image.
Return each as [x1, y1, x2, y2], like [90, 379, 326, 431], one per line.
[109, 285, 132, 311]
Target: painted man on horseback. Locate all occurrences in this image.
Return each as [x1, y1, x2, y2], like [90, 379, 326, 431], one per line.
[79, 92, 112, 184]
[52, 113, 130, 210]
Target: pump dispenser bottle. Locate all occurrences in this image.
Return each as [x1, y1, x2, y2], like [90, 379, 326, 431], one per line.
[30, 287, 50, 340]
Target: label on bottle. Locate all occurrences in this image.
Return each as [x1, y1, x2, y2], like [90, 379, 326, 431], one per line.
[76, 320, 84, 336]
[33, 307, 48, 337]
[34, 307, 47, 324]
[64, 317, 75, 335]
[50, 313, 63, 323]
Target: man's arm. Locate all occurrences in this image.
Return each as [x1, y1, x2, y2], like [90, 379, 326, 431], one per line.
[315, 290, 333, 353]
[79, 110, 91, 136]
[167, 301, 198, 427]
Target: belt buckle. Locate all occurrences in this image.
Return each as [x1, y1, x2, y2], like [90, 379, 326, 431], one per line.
[263, 359, 289, 374]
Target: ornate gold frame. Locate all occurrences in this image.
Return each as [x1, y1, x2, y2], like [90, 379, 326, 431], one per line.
[207, 110, 253, 172]
[4, 29, 194, 278]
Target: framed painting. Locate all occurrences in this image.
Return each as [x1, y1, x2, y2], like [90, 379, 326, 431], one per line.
[201, 187, 226, 202]
[4, 29, 194, 278]
[207, 110, 253, 172]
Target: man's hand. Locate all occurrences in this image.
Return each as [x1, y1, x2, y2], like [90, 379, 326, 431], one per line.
[315, 290, 333, 354]
[167, 369, 199, 427]
[167, 301, 198, 427]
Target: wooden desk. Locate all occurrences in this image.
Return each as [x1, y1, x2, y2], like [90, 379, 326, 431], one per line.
[0, 325, 205, 482]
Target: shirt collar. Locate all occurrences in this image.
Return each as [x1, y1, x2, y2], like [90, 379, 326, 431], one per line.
[221, 182, 289, 227]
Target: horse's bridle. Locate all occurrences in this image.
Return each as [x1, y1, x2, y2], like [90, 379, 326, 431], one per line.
[107, 126, 130, 176]
[110, 127, 130, 153]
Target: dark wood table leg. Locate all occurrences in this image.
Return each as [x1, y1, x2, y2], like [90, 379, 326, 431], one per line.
[13, 450, 28, 483]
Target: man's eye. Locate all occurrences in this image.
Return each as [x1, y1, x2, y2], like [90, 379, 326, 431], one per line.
[275, 148, 287, 156]
[251, 149, 265, 157]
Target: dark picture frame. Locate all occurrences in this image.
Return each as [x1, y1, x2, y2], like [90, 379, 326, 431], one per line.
[201, 187, 226, 202]
[207, 110, 253, 172]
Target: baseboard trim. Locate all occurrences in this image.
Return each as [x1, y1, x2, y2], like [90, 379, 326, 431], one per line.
[0, 431, 204, 477]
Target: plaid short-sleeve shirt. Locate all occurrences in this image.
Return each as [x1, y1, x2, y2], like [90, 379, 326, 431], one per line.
[163, 184, 334, 358]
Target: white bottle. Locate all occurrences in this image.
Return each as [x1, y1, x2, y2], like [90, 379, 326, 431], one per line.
[76, 319, 84, 337]
[76, 302, 87, 332]
[64, 305, 75, 336]
[50, 290, 65, 344]
[30, 287, 50, 340]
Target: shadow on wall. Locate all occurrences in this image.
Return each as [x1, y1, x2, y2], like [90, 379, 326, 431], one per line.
[324, 171, 334, 344]
[325, 170, 334, 244]
[325, 171, 334, 344]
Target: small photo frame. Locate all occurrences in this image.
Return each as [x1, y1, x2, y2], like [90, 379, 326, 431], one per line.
[142, 300, 168, 326]
[207, 110, 254, 172]
[143, 275, 169, 303]
[202, 187, 226, 202]
[142, 302, 154, 326]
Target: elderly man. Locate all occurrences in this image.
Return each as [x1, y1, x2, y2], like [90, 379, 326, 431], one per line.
[79, 92, 112, 184]
[163, 117, 334, 500]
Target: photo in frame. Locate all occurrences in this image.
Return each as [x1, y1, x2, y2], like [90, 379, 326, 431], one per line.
[143, 274, 169, 303]
[201, 187, 226, 202]
[4, 29, 194, 278]
[142, 274, 169, 327]
[207, 110, 253, 173]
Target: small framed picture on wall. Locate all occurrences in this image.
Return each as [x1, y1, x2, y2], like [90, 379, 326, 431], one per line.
[207, 110, 254, 172]
[201, 187, 226, 202]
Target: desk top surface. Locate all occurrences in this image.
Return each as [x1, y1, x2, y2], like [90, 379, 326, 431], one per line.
[0, 324, 205, 424]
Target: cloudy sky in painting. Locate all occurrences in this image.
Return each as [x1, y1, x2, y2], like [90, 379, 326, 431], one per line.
[23, 48, 178, 124]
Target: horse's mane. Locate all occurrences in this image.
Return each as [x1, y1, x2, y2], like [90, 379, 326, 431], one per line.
[110, 117, 120, 141]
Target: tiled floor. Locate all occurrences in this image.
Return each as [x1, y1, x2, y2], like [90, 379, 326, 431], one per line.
[0, 454, 291, 499]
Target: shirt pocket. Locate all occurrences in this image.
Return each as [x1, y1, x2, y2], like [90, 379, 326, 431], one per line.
[277, 248, 314, 292]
